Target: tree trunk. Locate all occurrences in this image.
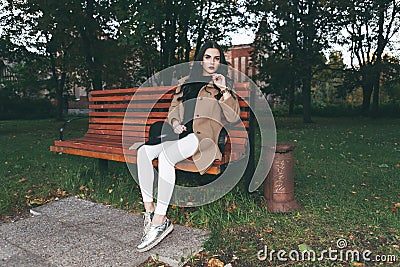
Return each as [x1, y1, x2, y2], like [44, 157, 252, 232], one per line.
[302, 68, 313, 123]
[81, 0, 103, 90]
[194, 0, 211, 59]
[361, 82, 373, 116]
[59, 71, 67, 115]
[371, 66, 381, 118]
[288, 79, 295, 115]
[184, 30, 190, 62]
[371, 2, 386, 118]
[50, 53, 63, 120]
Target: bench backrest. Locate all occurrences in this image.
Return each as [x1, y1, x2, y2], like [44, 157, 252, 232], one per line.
[87, 82, 251, 168]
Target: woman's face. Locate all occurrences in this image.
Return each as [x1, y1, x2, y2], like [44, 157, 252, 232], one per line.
[202, 48, 221, 76]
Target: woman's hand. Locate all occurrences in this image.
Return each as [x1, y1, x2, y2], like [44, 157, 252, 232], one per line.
[172, 120, 187, 134]
[173, 124, 187, 134]
[212, 74, 226, 90]
[212, 74, 231, 100]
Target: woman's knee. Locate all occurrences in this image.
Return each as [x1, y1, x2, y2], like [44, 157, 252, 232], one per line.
[158, 151, 175, 167]
[137, 145, 146, 158]
[137, 145, 155, 161]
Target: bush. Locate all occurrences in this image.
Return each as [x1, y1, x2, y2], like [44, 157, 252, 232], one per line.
[311, 103, 362, 117]
[0, 95, 54, 120]
[377, 102, 400, 118]
[271, 103, 400, 118]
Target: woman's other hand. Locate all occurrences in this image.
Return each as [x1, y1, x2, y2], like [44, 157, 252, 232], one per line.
[172, 120, 187, 134]
[212, 74, 226, 90]
[173, 124, 187, 134]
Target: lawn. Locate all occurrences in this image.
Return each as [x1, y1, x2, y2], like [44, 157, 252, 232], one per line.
[0, 116, 399, 266]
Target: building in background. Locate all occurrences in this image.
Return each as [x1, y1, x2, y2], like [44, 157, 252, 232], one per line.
[224, 44, 256, 82]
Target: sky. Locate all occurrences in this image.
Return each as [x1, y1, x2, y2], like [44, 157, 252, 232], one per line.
[229, 28, 255, 46]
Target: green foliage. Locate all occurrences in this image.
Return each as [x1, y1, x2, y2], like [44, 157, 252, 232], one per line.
[0, 53, 55, 119]
[122, 0, 244, 78]
[0, 97, 54, 120]
[249, 0, 341, 121]
[335, 0, 400, 116]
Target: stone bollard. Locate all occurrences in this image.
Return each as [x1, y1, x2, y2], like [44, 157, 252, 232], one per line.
[264, 142, 303, 212]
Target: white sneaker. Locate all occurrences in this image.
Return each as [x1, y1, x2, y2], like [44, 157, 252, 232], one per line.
[142, 211, 154, 238]
[136, 218, 174, 252]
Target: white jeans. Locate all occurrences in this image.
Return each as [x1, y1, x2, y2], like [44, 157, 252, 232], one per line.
[137, 133, 199, 215]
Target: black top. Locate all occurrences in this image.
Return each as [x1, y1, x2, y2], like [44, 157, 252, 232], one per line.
[179, 76, 212, 139]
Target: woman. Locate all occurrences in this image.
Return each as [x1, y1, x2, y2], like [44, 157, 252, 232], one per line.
[136, 40, 240, 252]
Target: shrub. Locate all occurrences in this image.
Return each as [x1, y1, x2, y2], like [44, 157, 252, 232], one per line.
[0, 94, 54, 120]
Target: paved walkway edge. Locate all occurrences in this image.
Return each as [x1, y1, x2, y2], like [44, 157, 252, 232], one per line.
[0, 197, 209, 267]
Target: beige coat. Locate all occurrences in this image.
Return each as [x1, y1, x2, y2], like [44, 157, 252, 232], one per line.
[168, 80, 240, 175]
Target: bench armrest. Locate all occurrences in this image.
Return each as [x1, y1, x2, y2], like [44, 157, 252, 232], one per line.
[59, 117, 87, 141]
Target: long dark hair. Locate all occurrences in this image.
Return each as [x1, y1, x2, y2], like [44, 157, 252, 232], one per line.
[177, 40, 234, 101]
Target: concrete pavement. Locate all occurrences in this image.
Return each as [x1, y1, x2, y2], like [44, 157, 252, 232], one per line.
[0, 197, 209, 267]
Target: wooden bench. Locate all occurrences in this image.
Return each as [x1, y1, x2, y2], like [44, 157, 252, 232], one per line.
[50, 82, 253, 175]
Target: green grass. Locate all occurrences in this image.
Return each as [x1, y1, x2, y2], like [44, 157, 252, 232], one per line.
[0, 117, 399, 266]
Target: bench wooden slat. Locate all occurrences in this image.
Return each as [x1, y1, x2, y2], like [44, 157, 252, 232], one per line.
[90, 96, 250, 104]
[89, 118, 250, 128]
[89, 124, 151, 132]
[89, 99, 250, 110]
[89, 111, 250, 119]
[54, 140, 126, 154]
[86, 129, 147, 138]
[89, 85, 250, 97]
[50, 145, 223, 174]
[90, 94, 174, 102]
[89, 86, 176, 96]
[89, 111, 170, 118]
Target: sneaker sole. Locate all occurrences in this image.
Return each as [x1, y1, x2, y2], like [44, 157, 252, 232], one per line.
[136, 224, 174, 252]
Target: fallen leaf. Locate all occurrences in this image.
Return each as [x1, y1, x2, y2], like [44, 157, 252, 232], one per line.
[79, 185, 88, 191]
[351, 262, 365, 266]
[208, 258, 224, 267]
[18, 178, 27, 183]
[29, 198, 45, 206]
[298, 243, 313, 252]
[57, 188, 67, 197]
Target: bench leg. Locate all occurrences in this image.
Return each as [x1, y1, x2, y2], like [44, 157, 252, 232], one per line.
[99, 159, 109, 174]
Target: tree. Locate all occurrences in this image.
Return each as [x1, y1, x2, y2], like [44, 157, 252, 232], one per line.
[312, 51, 347, 105]
[123, 0, 244, 84]
[1, 0, 132, 119]
[381, 54, 400, 105]
[247, 0, 338, 122]
[338, 0, 400, 117]
[253, 16, 299, 114]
